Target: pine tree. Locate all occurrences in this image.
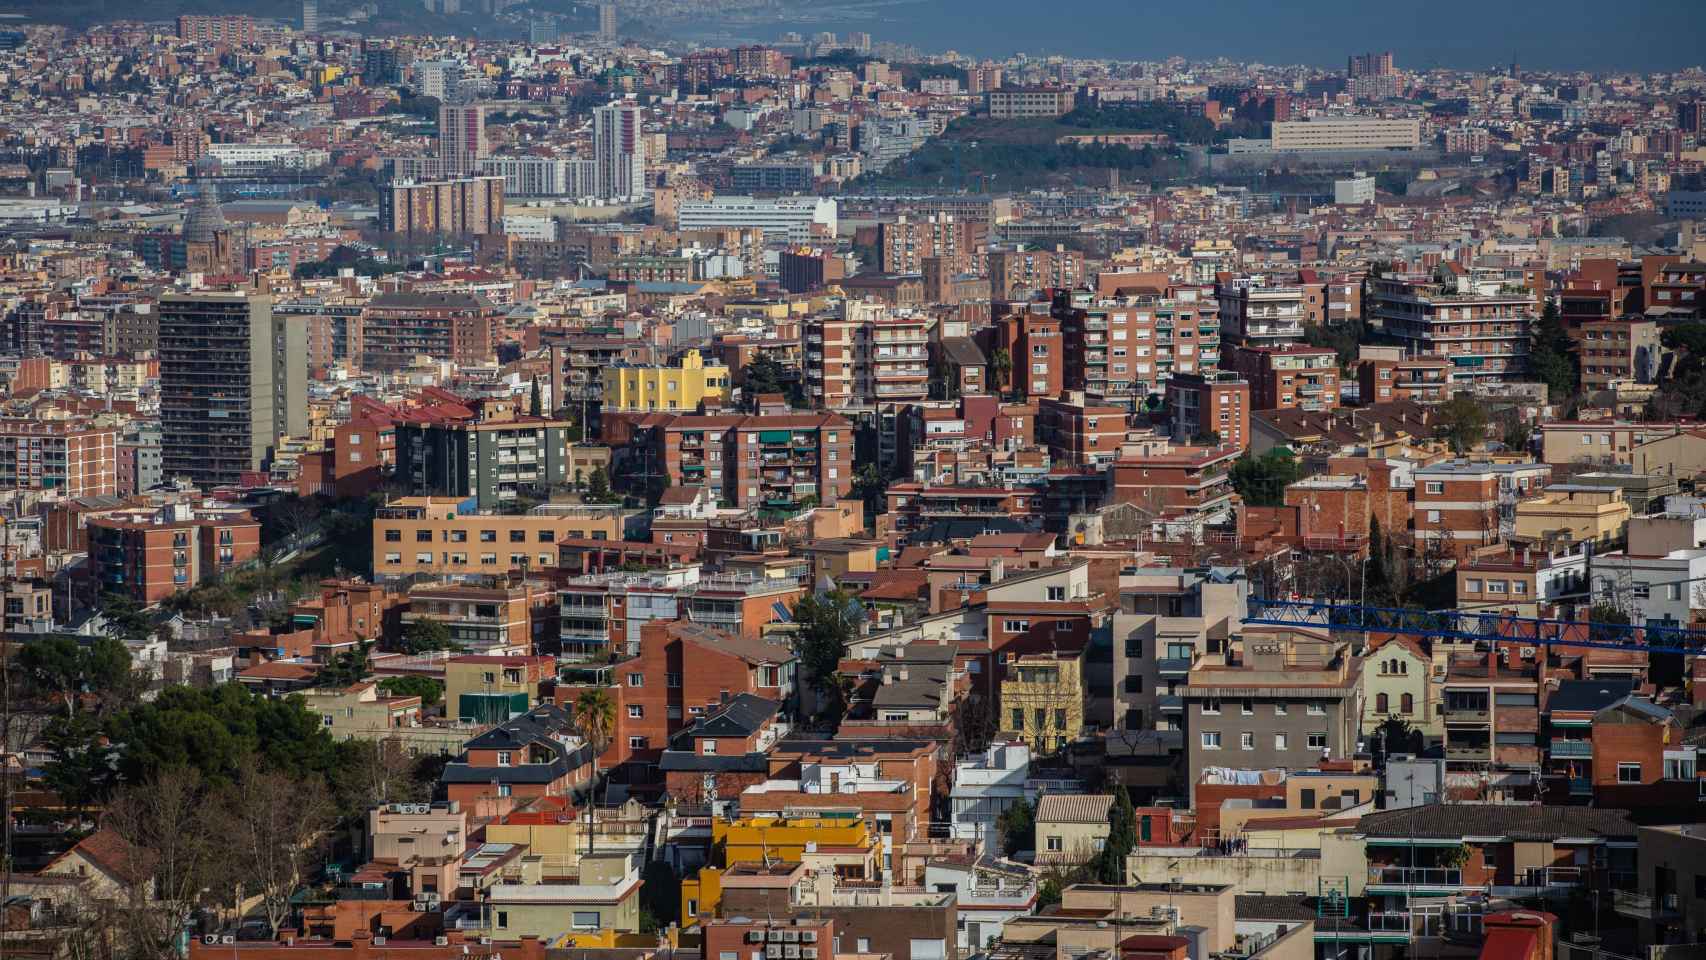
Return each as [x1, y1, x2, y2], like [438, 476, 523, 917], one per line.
[529, 377, 542, 417]
[1095, 787, 1136, 883]
[1365, 516, 1394, 607]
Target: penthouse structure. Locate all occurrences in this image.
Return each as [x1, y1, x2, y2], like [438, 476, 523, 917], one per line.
[1215, 281, 1305, 348]
[878, 215, 987, 275]
[1368, 271, 1538, 382]
[373, 497, 636, 581]
[644, 412, 855, 510]
[393, 399, 577, 510]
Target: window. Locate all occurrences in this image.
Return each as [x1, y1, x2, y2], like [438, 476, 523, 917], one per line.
[1401, 693, 1414, 714]
[1427, 510, 1441, 523]
[1274, 702, 1287, 716]
[496, 751, 512, 766]
[415, 552, 433, 564]
[1011, 709, 1024, 730]
[1464, 579, 1482, 593]
[1241, 698, 1254, 715]
[480, 530, 497, 542]
[1618, 762, 1641, 783]
[416, 530, 433, 543]
[1003, 619, 1030, 633]
[509, 530, 526, 543]
[384, 529, 401, 542]
[628, 673, 644, 686]
[1377, 693, 1389, 713]
[1274, 733, 1288, 750]
[628, 705, 643, 719]
[1513, 581, 1527, 595]
[1487, 580, 1506, 594]
[1241, 731, 1255, 751]
[1425, 481, 1444, 494]
[1306, 702, 1325, 715]
[1307, 733, 1328, 750]
[1046, 586, 1066, 601]
[1045, 836, 1062, 851]
[497, 911, 509, 930]
[572, 912, 600, 930]
[1202, 731, 1222, 750]
[702, 740, 718, 755]
[1202, 698, 1221, 715]
[628, 736, 648, 750]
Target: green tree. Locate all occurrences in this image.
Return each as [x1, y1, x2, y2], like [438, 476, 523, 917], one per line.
[850, 463, 888, 525]
[1364, 516, 1396, 608]
[585, 466, 618, 504]
[1436, 393, 1489, 454]
[1229, 449, 1301, 507]
[790, 591, 861, 719]
[1093, 787, 1136, 884]
[102, 685, 344, 789]
[1529, 300, 1578, 402]
[997, 797, 1034, 858]
[40, 712, 120, 815]
[529, 377, 543, 417]
[18, 633, 134, 716]
[740, 354, 788, 409]
[639, 861, 680, 933]
[399, 619, 460, 655]
[989, 348, 1012, 399]
[1037, 871, 1065, 909]
[378, 675, 444, 708]
[317, 640, 372, 687]
[1587, 601, 1632, 645]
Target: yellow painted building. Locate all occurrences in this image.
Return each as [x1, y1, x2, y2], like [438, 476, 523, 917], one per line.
[1511, 484, 1630, 546]
[1360, 636, 1440, 740]
[713, 816, 873, 866]
[998, 647, 1087, 753]
[601, 349, 730, 413]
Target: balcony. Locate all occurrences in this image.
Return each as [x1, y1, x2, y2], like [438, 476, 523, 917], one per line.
[1445, 743, 1490, 760]
[1568, 777, 1591, 796]
[1367, 867, 1473, 893]
[1157, 695, 1183, 712]
[1508, 866, 1582, 892]
[1613, 891, 1680, 920]
[1443, 705, 1490, 725]
[1550, 739, 1591, 758]
[1156, 657, 1191, 676]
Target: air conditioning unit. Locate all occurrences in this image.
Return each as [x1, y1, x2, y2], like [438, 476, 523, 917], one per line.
[373, 938, 387, 946]
[221, 937, 236, 945]
[783, 931, 800, 943]
[421, 892, 442, 905]
[748, 932, 766, 944]
[802, 949, 818, 958]
[480, 938, 493, 946]
[768, 931, 784, 943]
[786, 946, 800, 957]
[203, 936, 220, 945]
[801, 932, 818, 943]
[436, 937, 450, 947]
[1519, 646, 1536, 659]
[767, 945, 784, 958]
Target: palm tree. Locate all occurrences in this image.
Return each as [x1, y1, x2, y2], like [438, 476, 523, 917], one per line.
[573, 688, 616, 852]
[989, 348, 1012, 400]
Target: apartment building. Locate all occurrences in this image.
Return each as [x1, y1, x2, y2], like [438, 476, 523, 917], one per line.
[997, 647, 1087, 754]
[1215, 282, 1305, 348]
[443, 654, 555, 724]
[393, 399, 575, 509]
[988, 244, 1085, 300]
[88, 504, 262, 604]
[0, 420, 117, 497]
[1356, 348, 1450, 404]
[1166, 372, 1250, 451]
[380, 175, 506, 236]
[1180, 629, 1363, 801]
[804, 304, 930, 409]
[1037, 393, 1127, 468]
[878, 214, 986, 275]
[158, 292, 306, 489]
[1576, 319, 1662, 391]
[1053, 288, 1222, 402]
[1367, 271, 1537, 382]
[642, 411, 854, 510]
[1412, 459, 1552, 559]
[1109, 440, 1240, 524]
[987, 86, 1076, 118]
[601, 349, 730, 412]
[360, 291, 498, 372]
[373, 497, 636, 580]
[1269, 116, 1422, 151]
[402, 580, 556, 656]
[1455, 540, 1588, 617]
[1111, 566, 1248, 733]
[1541, 419, 1688, 466]
[677, 197, 836, 243]
[1649, 260, 1705, 320]
[988, 307, 1064, 401]
[1224, 345, 1337, 413]
[1441, 646, 1544, 775]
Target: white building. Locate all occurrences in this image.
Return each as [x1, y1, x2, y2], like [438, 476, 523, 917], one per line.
[202, 143, 326, 174]
[479, 156, 597, 197]
[1334, 174, 1376, 205]
[502, 213, 558, 241]
[593, 102, 648, 201]
[415, 60, 464, 100]
[948, 741, 1033, 848]
[1270, 116, 1422, 152]
[677, 196, 837, 244]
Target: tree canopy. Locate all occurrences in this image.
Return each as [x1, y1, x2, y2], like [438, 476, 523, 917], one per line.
[1529, 300, 1578, 403]
[1230, 449, 1301, 507]
[1436, 394, 1489, 454]
[790, 591, 861, 718]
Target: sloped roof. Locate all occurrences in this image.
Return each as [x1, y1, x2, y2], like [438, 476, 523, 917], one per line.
[692, 694, 779, 738]
[1036, 793, 1114, 825]
[1357, 804, 1635, 841]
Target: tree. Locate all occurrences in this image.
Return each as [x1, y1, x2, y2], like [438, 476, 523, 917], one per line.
[850, 463, 888, 526]
[102, 768, 225, 960]
[790, 591, 860, 719]
[1374, 714, 1423, 757]
[573, 687, 617, 849]
[218, 764, 336, 939]
[529, 376, 543, 417]
[1093, 787, 1136, 884]
[378, 675, 444, 707]
[399, 619, 460, 655]
[318, 639, 372, 687]
[1364, 516, 1397, 608]
[1529, 300, 1578, 402]
[997, 797, 1034, 858]
[639, 861, 680, 933]
[989, 348, 1013, 399]
[1229, 449, 1301, 507]
[1587, 601, 1632, 645]
[40, 712, 120, 816]
[1037, 871, 1065, 910]
[1436, 393, 1489, 454]
[741, 354, 788, 409]
[584, 466, 618, 504]
[18, 634, 132, 717]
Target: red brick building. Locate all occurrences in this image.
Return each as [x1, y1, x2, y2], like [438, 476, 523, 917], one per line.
[1038, 394, 1127, 467]
[87, 505, 262, 604]
[1223, 344, 1340, 412]
[0, 420, 118, 497]
[1166, 372, 1250, 451]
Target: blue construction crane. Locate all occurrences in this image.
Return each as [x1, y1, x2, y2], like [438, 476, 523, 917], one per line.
[1244, 597, 1706, 656]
